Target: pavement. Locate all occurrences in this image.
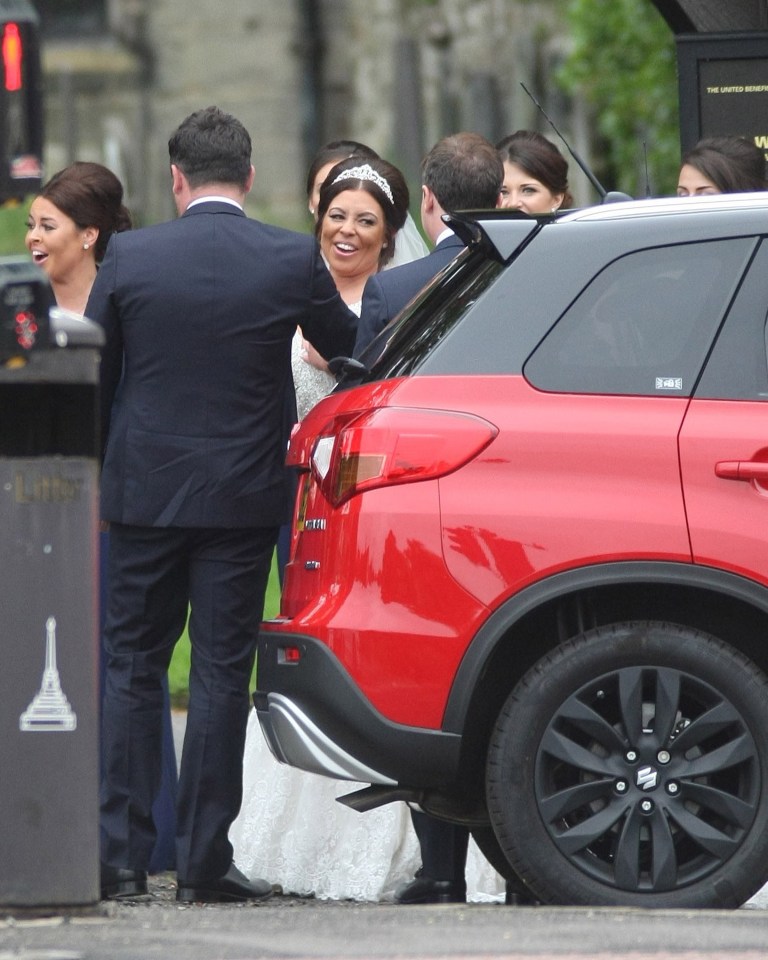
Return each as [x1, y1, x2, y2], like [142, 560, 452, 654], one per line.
[5, 711, 766, 959]
[3, 881, 768, 960]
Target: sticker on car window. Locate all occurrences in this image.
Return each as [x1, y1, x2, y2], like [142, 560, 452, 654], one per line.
[655, 377, 683, 390]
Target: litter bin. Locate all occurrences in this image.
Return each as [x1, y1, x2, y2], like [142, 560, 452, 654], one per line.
[0, 257, 103, 907]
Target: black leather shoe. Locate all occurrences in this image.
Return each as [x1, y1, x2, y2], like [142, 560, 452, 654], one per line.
[394, 873, 466, 904]
[100, 862, 148, 900]
[176, 863, 274, 903]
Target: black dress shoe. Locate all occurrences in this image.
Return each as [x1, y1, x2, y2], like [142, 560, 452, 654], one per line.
[176, 863, 274, 903]
[100, 862, 148, 900]
[394, 873, 466, 904]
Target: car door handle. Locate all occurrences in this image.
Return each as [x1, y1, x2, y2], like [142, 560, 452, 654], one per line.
[715, 460, 768, 481]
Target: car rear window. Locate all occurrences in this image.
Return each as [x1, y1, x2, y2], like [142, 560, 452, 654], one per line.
[524, 238, 757, 397]
[369, 250, 504, 379]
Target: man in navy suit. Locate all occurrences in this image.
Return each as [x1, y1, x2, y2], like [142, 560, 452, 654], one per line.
[354, 132, 503, 904]
[89, 106, 357, 903]
[353, 132, 503, 361]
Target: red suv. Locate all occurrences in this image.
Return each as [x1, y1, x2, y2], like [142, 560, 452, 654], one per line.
[256, 195, 768, 908]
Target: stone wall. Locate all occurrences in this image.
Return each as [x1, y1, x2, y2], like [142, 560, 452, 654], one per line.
[41, 1, 309, 226]
[144, 2, 306, 225]
[310, 0, 598, 205]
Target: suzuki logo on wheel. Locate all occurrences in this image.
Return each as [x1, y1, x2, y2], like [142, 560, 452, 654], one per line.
[636, 766, 658, 791]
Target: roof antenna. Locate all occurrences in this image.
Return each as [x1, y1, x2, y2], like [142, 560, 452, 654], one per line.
[642, 139, 651, 198]
[520, 82, 632, 204]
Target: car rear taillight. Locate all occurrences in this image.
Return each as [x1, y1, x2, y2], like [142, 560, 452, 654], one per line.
[308, 407, 498, 507]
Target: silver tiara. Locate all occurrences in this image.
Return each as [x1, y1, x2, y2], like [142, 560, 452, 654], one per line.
[331, 163, 394, 204]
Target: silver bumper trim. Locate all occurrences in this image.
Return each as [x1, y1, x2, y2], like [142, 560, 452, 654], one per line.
[260, 692, 396, 785]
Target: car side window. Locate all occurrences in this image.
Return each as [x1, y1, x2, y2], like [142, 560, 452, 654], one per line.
[695, 239, 768, 400]
[524, 238, 757, 397]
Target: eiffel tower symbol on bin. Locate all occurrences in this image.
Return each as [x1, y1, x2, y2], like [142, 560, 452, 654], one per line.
[19, 616, 77, 732]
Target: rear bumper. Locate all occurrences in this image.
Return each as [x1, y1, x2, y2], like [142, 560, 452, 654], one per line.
[256, 628, 462, 788]
[257, 691, 397, 784]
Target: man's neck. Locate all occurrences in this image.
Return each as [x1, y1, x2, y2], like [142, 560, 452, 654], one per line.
[173, 174, 248, 215]
[422, 199, 449, 246]
[188, 184, 245, 204]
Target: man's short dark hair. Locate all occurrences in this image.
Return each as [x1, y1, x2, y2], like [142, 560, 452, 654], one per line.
[168, 106, 252, 189]
[422, 132, 503, 212]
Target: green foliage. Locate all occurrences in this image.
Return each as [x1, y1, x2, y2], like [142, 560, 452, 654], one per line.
[0, 199, 32, 255]
[558, 0, 680, 197]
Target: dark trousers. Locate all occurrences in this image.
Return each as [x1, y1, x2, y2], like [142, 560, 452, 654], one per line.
[99, 530, 177, 873]
[100, 522, 276, 881]
[411, 810, 469, 881]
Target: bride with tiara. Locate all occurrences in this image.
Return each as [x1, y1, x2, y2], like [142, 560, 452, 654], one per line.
[230, 154, 507, 902]
[230, 155, 424, 901]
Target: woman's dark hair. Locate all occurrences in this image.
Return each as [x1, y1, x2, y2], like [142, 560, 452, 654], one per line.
[315, 155, 409, 269]
[40, 161, 132, 262]
[681, 136, 767, 193]
[305, 140, 379, 200]
[496, 130, 573, 208]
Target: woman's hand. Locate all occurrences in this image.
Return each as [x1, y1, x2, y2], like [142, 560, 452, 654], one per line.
[299, 332, 330, 373]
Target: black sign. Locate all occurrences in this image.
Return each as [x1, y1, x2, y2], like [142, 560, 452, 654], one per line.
[677, 33, 768, 159]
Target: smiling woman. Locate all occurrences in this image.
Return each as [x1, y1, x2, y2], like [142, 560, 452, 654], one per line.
[314, 156, 410, 311]
[229, 154, 432, 903]
[289, 155, 413, 419]
[319, 189, 388, 304]
[24, 161, 131, 312]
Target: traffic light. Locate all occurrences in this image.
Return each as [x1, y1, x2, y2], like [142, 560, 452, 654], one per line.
[3, 22, 23, 92]
[0, 0, 43, 205]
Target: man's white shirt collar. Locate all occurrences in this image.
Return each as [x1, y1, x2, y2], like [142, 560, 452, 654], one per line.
[186, 196, 243, 211]
[435, 226, 454, 246]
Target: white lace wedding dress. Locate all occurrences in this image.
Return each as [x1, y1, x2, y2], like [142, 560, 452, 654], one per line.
[230, 236, 505, 902]
[230, 711, 505, 901]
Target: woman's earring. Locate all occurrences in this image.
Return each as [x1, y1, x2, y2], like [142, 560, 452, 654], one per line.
[83, 242, 90, 250]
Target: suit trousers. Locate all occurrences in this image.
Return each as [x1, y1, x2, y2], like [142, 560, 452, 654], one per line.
[98, 530, 178, 874]
[100, 522, 277, 881]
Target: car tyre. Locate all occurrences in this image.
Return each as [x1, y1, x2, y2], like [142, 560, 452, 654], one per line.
[486, 621, 768, 907]
[471, 825, 539, 904]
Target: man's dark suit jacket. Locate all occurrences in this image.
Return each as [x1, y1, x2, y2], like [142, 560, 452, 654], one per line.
[87, 200, 356, 530]
[353, 233, 464, 359]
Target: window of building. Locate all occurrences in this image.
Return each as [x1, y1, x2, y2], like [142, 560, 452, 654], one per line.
[34, 0, 107, 39]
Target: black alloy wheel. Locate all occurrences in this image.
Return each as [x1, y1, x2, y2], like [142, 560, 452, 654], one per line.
[486, 621, 768, 908]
